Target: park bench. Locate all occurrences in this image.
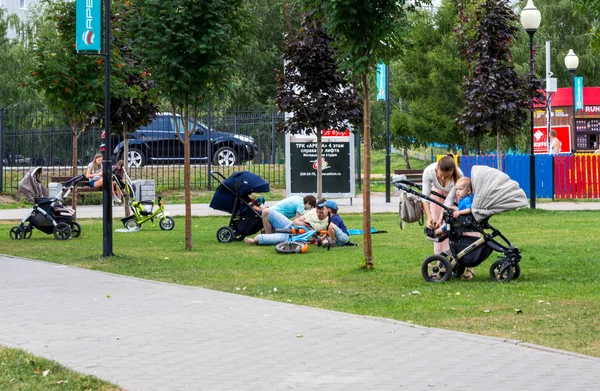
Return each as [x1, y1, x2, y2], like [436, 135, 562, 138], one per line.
[393, 169, 423, 185]
[50, 176, 100, 194]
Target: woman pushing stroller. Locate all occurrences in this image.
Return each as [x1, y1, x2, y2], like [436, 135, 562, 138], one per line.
[421, 154, 476, 280]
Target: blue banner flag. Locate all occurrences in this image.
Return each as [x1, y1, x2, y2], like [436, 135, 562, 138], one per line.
[376, 62, 387, 101]
[574, 76, 583, 110]
[76, 0, 101, 52]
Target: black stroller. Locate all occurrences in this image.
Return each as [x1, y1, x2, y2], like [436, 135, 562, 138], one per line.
[392, 165, 528, 282]
[209, 171, 269, 243]
[10, 167, 85, 240]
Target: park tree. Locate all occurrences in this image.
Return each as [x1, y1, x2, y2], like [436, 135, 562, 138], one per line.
[574, 0, 600, 53]
[276, 12, 361, 198]
[456, 0, 541, 170]
[311, 0, 417, 268]
[33, 1, 110, 177]
[105, 0, 159, 169]
[0, 9, 38, 106]
[390, 0, 469, 163]
[134, 0, 245, 250]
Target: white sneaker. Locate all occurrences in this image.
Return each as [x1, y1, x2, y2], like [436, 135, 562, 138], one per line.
[113, 196, 122, 205]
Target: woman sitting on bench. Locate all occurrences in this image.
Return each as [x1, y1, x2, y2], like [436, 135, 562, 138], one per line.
[86, 153, 123, 205]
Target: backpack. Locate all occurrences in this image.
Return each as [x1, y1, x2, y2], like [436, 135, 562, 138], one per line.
[398, 190, 424, 229]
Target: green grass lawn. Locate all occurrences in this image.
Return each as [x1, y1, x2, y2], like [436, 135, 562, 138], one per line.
[0, 346, 123, 390]
[1, 208, 599, 359]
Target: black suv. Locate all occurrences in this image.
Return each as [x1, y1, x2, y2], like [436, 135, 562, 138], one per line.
[101, 113, 256, 167]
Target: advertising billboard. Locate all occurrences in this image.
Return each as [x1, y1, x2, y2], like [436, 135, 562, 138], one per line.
[533, 126, 571, 154]
[285, 130, 355, 198]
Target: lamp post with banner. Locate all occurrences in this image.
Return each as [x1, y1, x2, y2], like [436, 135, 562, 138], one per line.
[564, 49, 579, 154]
[520, 0, 541, 209]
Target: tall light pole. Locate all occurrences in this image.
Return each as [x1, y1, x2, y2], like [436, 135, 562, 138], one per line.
[564, 49, 579, 154]
[521, 0, 541, 209]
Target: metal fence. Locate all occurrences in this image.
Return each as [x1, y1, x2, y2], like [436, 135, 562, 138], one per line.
[0, 105, 287, 194]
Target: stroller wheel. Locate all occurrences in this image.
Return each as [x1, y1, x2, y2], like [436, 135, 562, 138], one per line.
[511, 263, 521, 280]
[274, 242, 308, 254]
[233, 233, 245, 241]
[22, 225, 33, 239]
[422, 254, 452, 282]
[9, 226, 23, 240]
[490, 260, 515, 282]
[123, 217, 140, 231]
[159, 216, 175, 231]
[216, 226, 234, 243]
[53, 222, 72, 241]
[70, 222, 82, 238]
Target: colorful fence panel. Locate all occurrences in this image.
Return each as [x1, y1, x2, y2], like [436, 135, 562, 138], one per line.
[554, 154, 600, 199]
[459, 154, 553, 199]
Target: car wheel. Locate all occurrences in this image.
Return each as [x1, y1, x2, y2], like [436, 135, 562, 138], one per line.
[213, 146, 238, 166]
[127, 149, 146, 167]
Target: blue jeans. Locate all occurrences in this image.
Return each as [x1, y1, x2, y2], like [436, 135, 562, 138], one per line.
[256, 233, 291, 245]
[267, 209, 293, 230]
[332, 225, 349, 246]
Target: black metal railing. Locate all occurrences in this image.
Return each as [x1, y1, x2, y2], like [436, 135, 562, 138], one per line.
[1, 105, 287, 194]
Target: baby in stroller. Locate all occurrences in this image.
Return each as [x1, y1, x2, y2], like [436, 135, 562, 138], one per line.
[425, 177, 473, 239]
[392, 165, 528, 283]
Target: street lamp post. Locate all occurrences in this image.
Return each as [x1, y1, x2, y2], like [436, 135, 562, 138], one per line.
[520, 0, 541, 209]
[564, 49, 579, 154]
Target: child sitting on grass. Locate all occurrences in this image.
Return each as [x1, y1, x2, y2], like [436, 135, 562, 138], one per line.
[317, 200, 349, 247]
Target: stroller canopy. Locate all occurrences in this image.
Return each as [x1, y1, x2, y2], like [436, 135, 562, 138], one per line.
[209, 171, 270, 214]
[18, 167, 49, 202]
[471, 165, 528, 222]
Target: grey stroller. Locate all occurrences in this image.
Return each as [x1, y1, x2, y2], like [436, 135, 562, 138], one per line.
[10, 167, 85, 240]
[393, 165, 528, 282]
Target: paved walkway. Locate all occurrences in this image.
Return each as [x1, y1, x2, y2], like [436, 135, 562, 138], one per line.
[2, 197, 600, 390]
[1, 255, 600, 391]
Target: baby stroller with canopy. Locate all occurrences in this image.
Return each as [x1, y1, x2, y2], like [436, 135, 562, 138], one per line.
[392, 165, 528, 282]
[209, 170, 269, 243]
[10, 167, 85, 240]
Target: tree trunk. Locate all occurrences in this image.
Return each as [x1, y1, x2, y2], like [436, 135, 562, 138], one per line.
[403, 147, 410, 169]
[316, 127, 322, 199]
[184, 129, 192, 250]
[361, 74, 373, 269]
[496, 124, 503, 172]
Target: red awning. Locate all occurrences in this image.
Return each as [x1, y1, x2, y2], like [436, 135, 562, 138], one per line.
[536, 86, 600, 107]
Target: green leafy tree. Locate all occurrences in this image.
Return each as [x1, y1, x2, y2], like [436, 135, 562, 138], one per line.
[574, 0, 600, 53]
[276, 12, 361, 198]
[390, 1, 468, 164]
[311, 0, 416, 268]
[106, 0, 159, 171]
[134, 0, 245, 250]
[457, 0, 541, 170]
[32, 0, 107, 176]
[0, 9, 38, 106]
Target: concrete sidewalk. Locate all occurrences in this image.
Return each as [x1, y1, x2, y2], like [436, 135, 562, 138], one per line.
[1, 255, 600, 390]
[1, 193, 600, 220]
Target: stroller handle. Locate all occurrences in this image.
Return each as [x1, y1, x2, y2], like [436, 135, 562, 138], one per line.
[64, 174, 86, 187]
